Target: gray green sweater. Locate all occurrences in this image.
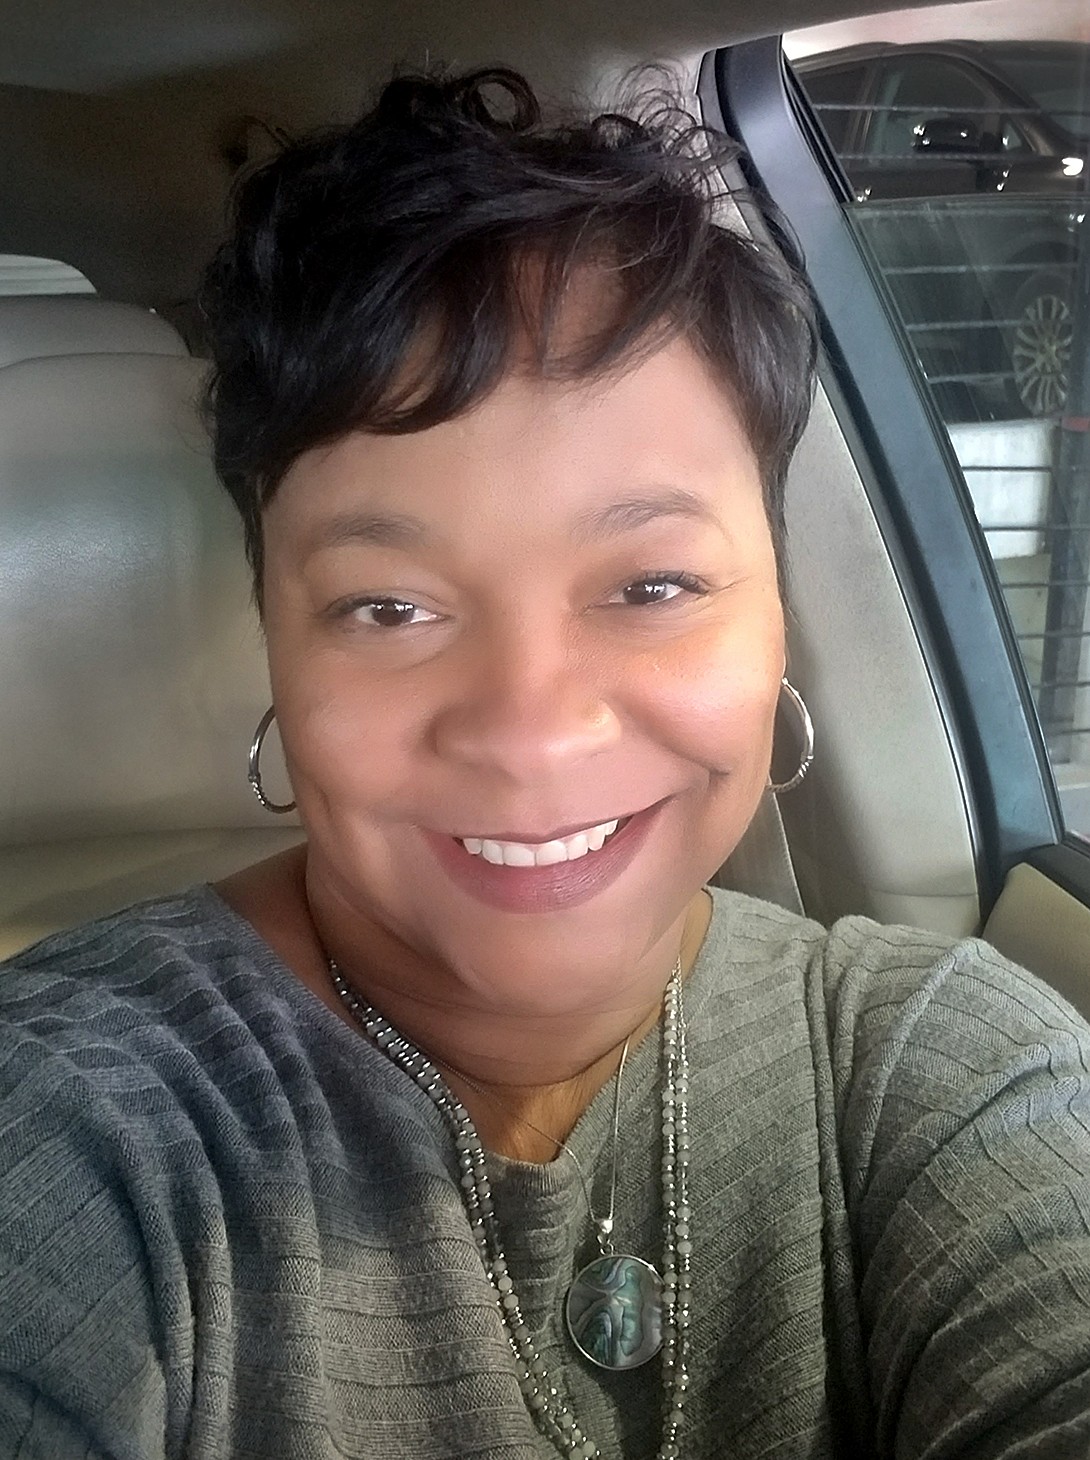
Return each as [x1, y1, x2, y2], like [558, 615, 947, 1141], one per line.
[2, 885, 1090, 1459]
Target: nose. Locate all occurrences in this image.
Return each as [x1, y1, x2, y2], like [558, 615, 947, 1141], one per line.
[430, 617, 622, 782]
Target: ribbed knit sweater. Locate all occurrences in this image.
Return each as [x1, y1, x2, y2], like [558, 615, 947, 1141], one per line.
[2, 884, 1090, 1459]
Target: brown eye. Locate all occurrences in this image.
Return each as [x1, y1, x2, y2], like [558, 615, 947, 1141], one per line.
[616, 573, 706, 606]
[352, 598, 436, 628]
[622, 579, 679, 605]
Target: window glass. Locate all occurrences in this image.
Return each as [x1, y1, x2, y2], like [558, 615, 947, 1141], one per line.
[1000, 117, 1029, 154]
[986, 43, 1090, 141]
[787, 4, 1090, 837]
[797, 63, 870, 152]
[865, 57, 994, 157]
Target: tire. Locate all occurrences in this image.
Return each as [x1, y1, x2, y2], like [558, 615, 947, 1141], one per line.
[1006, 267, 1074, 418]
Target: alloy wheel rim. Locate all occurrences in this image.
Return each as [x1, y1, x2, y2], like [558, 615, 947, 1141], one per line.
[1012, 290, 1073, 417]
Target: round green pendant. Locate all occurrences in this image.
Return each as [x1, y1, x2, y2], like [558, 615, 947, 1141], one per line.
[565, 1254, 663, 1370]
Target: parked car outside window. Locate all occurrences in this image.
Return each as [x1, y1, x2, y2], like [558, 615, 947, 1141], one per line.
[786, 18, 1090, 841]
[794, 39, 1088, 423]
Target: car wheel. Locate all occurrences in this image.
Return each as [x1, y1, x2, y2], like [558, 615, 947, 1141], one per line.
[1007, 268, 1073, 418]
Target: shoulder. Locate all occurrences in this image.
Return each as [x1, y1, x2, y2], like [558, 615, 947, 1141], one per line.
[703, 894, 1090, 1452]
[0, 888, 402, 1219]
[814, 913, 1090, 1095]
[0, 892, 244, 1452]
[704, 884, 1089, 1050]
[801, 924, 1090, 1454]
[0, 885, 320, 1079]
[701, 883, 828, 980]
[702, 888, 1090, 1170]
[0, 886, 347, 1257]
[0, 887, 310, 1197]
[3, 882, 264, 1002]
[797, 913, 1090, 1265]
[0, 888, 403, 1455]
[0, 883, 441, 1205]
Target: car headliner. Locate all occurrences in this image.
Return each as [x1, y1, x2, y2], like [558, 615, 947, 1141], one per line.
[0, 0, 919, 311]
[0, 0, 926, 93]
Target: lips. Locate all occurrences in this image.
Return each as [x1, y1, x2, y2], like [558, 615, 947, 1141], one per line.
[423, 801, 663, 914]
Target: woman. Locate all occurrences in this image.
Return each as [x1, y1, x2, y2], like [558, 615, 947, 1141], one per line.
[2, 67, 1089, 1460]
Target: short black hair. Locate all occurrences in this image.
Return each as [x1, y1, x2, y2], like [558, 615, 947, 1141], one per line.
[201, 66, 817, 603]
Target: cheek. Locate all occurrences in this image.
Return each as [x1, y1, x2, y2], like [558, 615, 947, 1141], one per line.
[266, 645, 423, 809]
[260, 568, 431, 807]
[637, 606, 784, 775]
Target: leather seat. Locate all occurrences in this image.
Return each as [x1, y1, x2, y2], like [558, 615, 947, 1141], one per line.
[0, 297, 302, 959]
[0, 295, 190, 369]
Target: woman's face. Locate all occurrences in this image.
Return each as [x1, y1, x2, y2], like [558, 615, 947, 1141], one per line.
[261, 333, 785, 1013]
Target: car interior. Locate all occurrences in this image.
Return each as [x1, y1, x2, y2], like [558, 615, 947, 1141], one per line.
[2, 0, 1090, 1018]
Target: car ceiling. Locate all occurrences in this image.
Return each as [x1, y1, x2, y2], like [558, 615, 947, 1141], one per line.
[0, 0, 931, 94]
[0, 0, 942, 314]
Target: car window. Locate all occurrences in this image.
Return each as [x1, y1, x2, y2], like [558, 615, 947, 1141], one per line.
[797, 62, 870, 152]
[999, 116, 1030, 154]
[990, 44, 1090, 142]
[786, 5, 1090, 842]
[865, 56, 995, 158]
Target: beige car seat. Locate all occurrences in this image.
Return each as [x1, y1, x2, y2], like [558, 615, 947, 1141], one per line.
[0, 297, 302, 959]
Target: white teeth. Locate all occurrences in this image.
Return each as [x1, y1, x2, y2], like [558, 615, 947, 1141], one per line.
[459, 817, 624, 867]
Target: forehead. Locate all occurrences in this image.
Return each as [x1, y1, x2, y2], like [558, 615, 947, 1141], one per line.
[270, 335, 761, 536]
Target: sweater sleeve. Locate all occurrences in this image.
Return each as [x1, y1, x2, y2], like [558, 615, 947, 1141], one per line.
[824, 923, 1090, 1460]
[0, 1009, 172, 1460]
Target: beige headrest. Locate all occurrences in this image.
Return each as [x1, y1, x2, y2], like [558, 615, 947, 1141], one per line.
[0, 296, 188, 371]
[0, 351, 289, 843]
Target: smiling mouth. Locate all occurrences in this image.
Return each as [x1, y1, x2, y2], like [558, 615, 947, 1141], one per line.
[455, 815, 634, 867]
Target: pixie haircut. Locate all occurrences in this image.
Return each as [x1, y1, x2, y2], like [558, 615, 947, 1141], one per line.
[201, 66, 817, 601]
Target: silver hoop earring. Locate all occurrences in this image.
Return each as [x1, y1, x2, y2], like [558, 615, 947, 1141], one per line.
[248, 705, 296, 813]
[768, 678, 814, 794]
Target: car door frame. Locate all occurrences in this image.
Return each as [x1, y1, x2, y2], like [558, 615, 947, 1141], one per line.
[699, 37, 1090, 918]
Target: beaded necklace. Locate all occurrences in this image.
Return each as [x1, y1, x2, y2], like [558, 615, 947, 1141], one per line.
[327, 957, 691, 1459]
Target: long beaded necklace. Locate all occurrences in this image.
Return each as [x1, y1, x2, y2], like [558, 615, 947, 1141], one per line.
[327, 956, 691, 1460]
[436, 1034, 662, 1369]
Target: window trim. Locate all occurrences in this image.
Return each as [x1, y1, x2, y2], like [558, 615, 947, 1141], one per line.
[700, 39, 1076, 911]
[1029, 839, 1090, 904]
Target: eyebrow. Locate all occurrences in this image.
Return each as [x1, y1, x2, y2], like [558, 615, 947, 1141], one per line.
[307, 510, 436, 556]
[307, 486, 721, 557]
[573, 488, 724, 542]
